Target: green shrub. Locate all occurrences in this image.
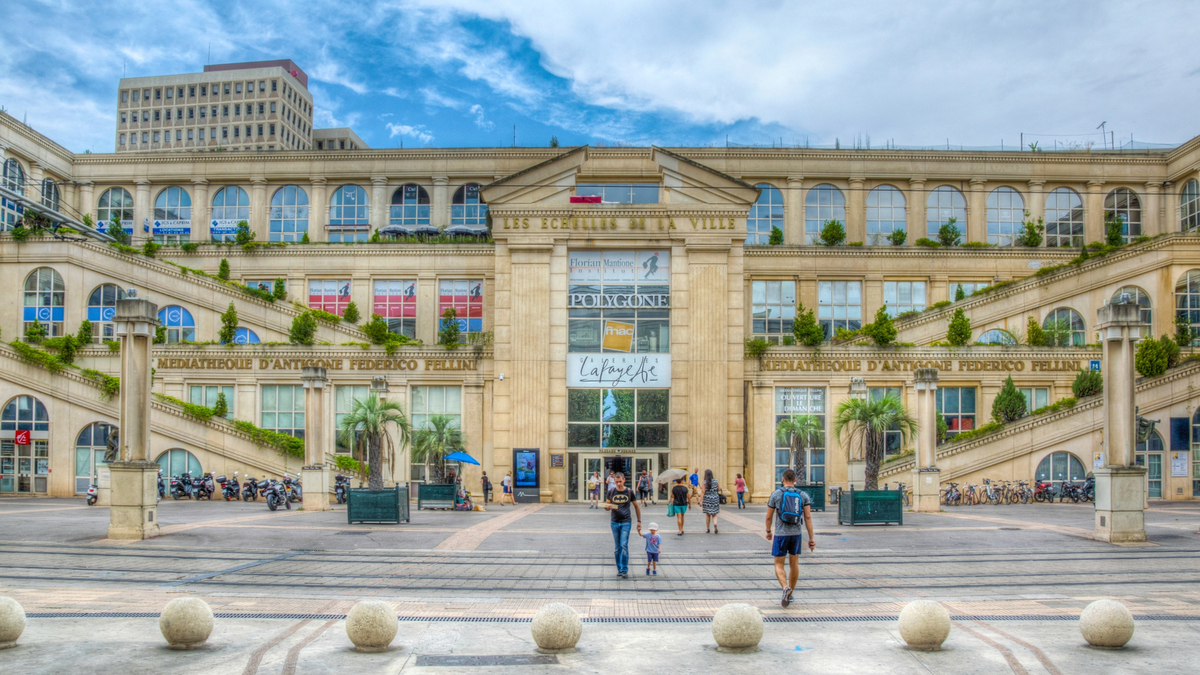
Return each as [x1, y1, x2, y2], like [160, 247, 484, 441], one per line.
[781, 335, 795, 345]
[180, 242, 199, 253]
[847, 241, 863, 246]
[23, 321, 47, 344]
[1135, 336, 1169, 378]
[744, 337, 770, 359]
[10, 340, 65, 373]
[154, 326, 166, 344]
[1027, 317, 1046, 347]
[10, 224, 30, 241]
[930, 300, 951, 310]
[234, 221, 256, 247]
[1105, 217, 1124, 247]
[300, 231, 311, 244]
[289, 311, 317, 345]
[80, 369, 120, 400]
[309, 308, 342, 324]
[107, 219, 130, 246]
[342, 301, 361, 324]
[211, 392, 229, 418]
[768, 226, 783, 245]
[936, 411, 948, 444]
[862, 306, 896, 346]
[792, 302, 825, 346]
[954, 285, 966, 302]
[888, 229, 907, 246]
[77, 321, 92, 345]
[107, 340, 121, 353]
[914, 238, 940, 248]
[950, 420, 1005, 443]
[218, 302, 238, 345]
[991, 376, 1027, 422]
[272, 279, 287, 300]
[141, 240, 160, 257]
[947, 308, 972, 346]
[218, 258, 231, 281]
[937, 218, 962, 247]
[439, 308, 461, 349]
[1072, 369, 1103, 398]
[238, 284, 275, 303]
[1016, 213, 1045, 247]
[43, 336, 82, 365]
[1175, 313, 1194, 348]
[819, 219, 846, 246]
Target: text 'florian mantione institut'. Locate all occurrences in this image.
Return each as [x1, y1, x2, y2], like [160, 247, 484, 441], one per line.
[3, 60, 1200, 503]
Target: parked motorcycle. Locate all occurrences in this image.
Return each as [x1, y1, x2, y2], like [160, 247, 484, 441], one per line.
[157, 471, 166, 500]
[1059, 481, 1082, 503]
[218, 472, 241, 501]
[283, 473, 303, 503]
[1033, 480, 1057, 503]
[242, 476, 260, 502]
[192, 472, 214, 500]
[334, 474, 349, 504]
[1081, 476, 1095, 502]
[171, 472, 193, 500]
[86, 480, 98, 506]
[263, 478, 291, 511]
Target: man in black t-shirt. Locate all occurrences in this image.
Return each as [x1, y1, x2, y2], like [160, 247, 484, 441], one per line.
[604, 472, 642, 578]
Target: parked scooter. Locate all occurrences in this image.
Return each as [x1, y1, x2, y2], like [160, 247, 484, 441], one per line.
[171, 472, 193, 500]
[192, 472, 214, 500]
[218, 472, 241, 501]
[282, 473, 303, 503]
[334, 474, 349, 504]
[86, 479, 98, 506]
[1033, 480, 1057, 503]
[242, 476, 260, 502]
[263, 478, 291, 511]
[157, 471, 166, 500]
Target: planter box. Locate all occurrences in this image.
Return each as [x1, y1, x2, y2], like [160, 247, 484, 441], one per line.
[347, 485, 409, 524]
[797, 483, 826, 512]
[838, 489, 903, 526]
[417, 483, 457, 510]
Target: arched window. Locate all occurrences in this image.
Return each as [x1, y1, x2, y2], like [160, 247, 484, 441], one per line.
[158, 305, 196, 343]
[746, 183, 784, 245]
[1111, 286, 1152, 327]
[329, 185, 369, 242]
[1042, 308, 1086, 346]
[865, 185, 906, 245]
[451, 184, 488, 229]
[75, 422, 116, 493]
[390, 184, 430, 228]
[1, 395, 49, 432]
[97, 187, 133, 229]
[210, 186, 249, 242]
[1045, 187, 1084, 248]
[155, 448, 201, 479]
[1135, 429, 1164, 499]
[976, 329, 1016, 346]
[1181, 179, 1200, 232]
[153, 186, 192, 244]
[804, 184, 845, 244]
[23, 267, 65, 338]
[2, 158, 25, 192]
[232, 327, 260, 344]
[926, 186, 966, 239]
[987, 187, 1025, 246]
[269, 185, 309, 243]
[1105, 188, 1141, 243]
[41, 179, 60, 212]
[87, 284, 128, 343]
[1, 395, 50, 493]
[1174, 270, 1200, 346]
[1034, 452, 1087, 488]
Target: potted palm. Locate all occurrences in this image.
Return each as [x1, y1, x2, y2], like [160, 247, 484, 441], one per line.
[412, 414, 466, 510]
[338, 395, 412, 523]
[775, 414, 826, 511]
[832, 393, 917, 525]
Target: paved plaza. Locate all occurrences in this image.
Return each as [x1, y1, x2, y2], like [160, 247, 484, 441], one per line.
[1, 497, 1199, 673]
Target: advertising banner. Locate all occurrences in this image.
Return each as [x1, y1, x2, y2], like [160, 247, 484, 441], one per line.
[210, 219, 239, 235]
[153, 219, 191, 235]
[567, 354, 670, 388]
[513, 448, 541, 503]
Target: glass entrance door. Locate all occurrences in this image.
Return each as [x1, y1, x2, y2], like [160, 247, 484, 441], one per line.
[573, 455, 657, 501]
[1136, 430, 1164, 500]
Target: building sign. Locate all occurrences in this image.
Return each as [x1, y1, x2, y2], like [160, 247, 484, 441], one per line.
[153, 219, 191, 235]
[500, 216, 738, 232]
[210, 219, 239, 235]
[1172, 451, 1190, 477]
[155, 356, 479, 372]
[759, 358, 1090, 373]
[568, 293, 670, 309]
[1090, 359, 1101, 372]
[550, 453, 564, 468]
[14, 430, 30, 446]
[601, 321, 635, 352]
[567, 354, 671, 388]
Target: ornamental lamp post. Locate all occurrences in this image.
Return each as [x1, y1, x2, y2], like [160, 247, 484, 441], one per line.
[847, 377, 869, 490]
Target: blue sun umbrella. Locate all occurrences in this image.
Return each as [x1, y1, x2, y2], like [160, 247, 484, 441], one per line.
[443, 451, 480, 465]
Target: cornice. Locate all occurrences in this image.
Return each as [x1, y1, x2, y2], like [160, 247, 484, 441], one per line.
[156, 243, 496, 258]
[745, 244, 1079, 260]
[670, 147, 1172, 167]
[748, 344, 1099, 367]
[151, 344, 494, 361]
[0, 110, 76, 166]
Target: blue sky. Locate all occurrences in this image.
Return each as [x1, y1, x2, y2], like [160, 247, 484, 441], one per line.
[2, 0, 1198, 153]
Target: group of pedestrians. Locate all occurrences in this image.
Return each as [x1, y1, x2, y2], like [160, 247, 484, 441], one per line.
[479, 471, 514, 506]
[600, 466, 815, 607]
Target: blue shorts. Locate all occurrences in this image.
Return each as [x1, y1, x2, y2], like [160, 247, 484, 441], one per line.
[772, 535, 803, 558]
[646, 551, 659, 563]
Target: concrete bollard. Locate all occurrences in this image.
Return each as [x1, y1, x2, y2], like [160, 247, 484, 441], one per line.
[0, 597, 26, 649]
[345, 601, 398, 653]
[1079, 599, 1135, 649]
[898, 600, 951, 651]
[531, 603, 582, 653]
[711, 603, 764, 653]
[159, 597, 214, 650]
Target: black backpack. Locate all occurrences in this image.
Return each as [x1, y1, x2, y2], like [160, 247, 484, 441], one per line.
[779, 488, 803, 525]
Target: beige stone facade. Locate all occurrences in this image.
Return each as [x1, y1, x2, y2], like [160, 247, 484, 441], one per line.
[3, 111, 1200, 502]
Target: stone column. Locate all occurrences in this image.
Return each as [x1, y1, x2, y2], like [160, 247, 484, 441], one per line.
[750, 380, 775, 503]
[1093, 299, 1148, 543]
[506, 243, 553, 501]
[300, 366, 331, 511]
[79, 182, 95, 227]
[912, 368, 940, 512]
[1142, 182, 1162, 236]
[967, 179, 987, 244]
[133, 179, 151, 244]
[309, 177, 327, 242]
[108, 296, 161, 540]
[462, 379, 485, 499]
[417, 275, 439, 345]
[846, 177, 866, 244]
[191, 179, 209, 243]
[370, 176, 388, 235]
[1027, 180, 1046, 234]
[784, 176, 803, 244]
[432, 176, 449, 230]
[846, 378, 867, 490]
[907, 179, 926, 242]
[249, 178, 267, 234]
[1084, 179, 1106, 244]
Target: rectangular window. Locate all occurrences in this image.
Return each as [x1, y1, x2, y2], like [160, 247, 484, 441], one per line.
[199, 108, 206, 119]
[883, 281, 927, 316]
[567, 389, 668, 451]
[439, 280, 484, 335]
[154, 110, 160, 121]
[222, 105, 229, 117]
[270, 102, 276, 113]
[234, 104, 241, 116]
[751, 280, 797, 342]
[211, 106, 218, 117]
[144, 89, 150, 100]
[258, 103, 264, 114]
[411, 386, 463, 480]
[317, 141, 323, 150]
[223, 85, 230, 95]
[259, 81, 266, 92]
[154, 88, 161, 99]
[189, 385, 234, 419]
[175, 130, 181, 141]
[309, 279, 352, 316]
[187, 129, 193, 141]
[165, 110, 171, 120]
[142, 132, 148, 143]
[1018, 387, 1050, 414]
[269, 124, 275, 136]
[189, 86, 195, 97]
[245, 125, 251, 137]
[199, 129, 205, 140]
[567, 251, 670, 354]
[235, 83, 242, 94]
[222, 127, 228, 139]
[937, 387, 977, 438]
[575, 183, 659, 204]
[334, 385, 370, 455]
[178, 88, 184, 98]
[260, 385, 305, 438]
[120, 113, 127, 123]
[372, 280, 418, 338]
[257, 125, 263, 136]
[774, 387, 826, 485]
[817, 280, 862, 338]
[271, 80, 277, 91]
[233, 127, 240, 138]
[119, 134, 126, 145]
[869, 387, 905, 457]
[950, 281, 988, 300]
[187, 108, 194, 119]
[152, 132, 160, 143]
[121, 91, 129, 102]
[200, 85, 207, 96]
[166, 88, 172, 99]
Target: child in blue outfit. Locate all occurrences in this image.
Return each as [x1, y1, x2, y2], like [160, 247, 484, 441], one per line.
[643, 522, 662, 575]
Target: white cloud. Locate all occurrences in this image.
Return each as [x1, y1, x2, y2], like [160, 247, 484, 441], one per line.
[386, 123, 434, 144]
[421, 87, 463, 109]
[469, 104, 494, 131]
[310, 59, 369, 95]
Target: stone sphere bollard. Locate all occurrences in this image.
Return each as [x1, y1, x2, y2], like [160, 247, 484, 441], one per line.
[531, 603, 583, 652]
[898, 600, 951, 651]
[159, 597, 214, 650]
[1079, 599, 1135, 649]
[0, 597, 26, 649]
[711, 603, 764, 653]
[345, 601, 398, 653]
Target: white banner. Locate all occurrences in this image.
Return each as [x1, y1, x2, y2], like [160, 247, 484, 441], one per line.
[567, 354, 670, 388]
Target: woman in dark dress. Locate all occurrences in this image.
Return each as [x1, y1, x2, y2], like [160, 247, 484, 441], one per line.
[701, 469, 720, 534]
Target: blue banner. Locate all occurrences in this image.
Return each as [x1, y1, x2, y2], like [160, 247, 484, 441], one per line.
[23, 307, 63, 322]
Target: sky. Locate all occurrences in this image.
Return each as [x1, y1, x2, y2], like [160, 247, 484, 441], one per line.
[1, 0, 1197, 154]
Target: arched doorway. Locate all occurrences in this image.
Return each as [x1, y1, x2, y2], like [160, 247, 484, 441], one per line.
[75, 422, 117, 494]
[1034, 451, 1087, 489]
[1, 395, 50, 493]
[155, 448, 201, 479]
[1135, 430, 1165, 499]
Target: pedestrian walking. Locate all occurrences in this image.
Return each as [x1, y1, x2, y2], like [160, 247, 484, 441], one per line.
[702, 469, 721, 534]
[606, 471, 617, 496]
[765, 469, 815, 608]
[668, 477, 690, 536]
[480, 471, 492, 504]
[588, 471, 601, 509]
[603, 472, 641, 578]
[643, 522, 662, 576]
[499, 471, 513, 506]
[689, 468, 700, 503]
[735, 473, 746, 509]
[637, 470, 652, 507]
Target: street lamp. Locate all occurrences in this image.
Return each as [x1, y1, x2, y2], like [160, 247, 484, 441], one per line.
[370, 375, 389, 400]
[849, 377, 867, 400]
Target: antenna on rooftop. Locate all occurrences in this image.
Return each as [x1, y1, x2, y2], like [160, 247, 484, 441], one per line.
[1096, 121, 1107, 149]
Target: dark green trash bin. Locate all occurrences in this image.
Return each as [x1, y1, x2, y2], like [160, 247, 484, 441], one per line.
[837, 489, 903, 526]
[347, 485, 409, 524]
[417, 483, 457, 510]
[797, 483, 825, 512]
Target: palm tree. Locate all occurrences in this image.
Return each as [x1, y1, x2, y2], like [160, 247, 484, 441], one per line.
[337, 395, 412, 491]
[833, 394, 917, 490]
[411, 414, 464, 484]
[776, 415, 824, 484]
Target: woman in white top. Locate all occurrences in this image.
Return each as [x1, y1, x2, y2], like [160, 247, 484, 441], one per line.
[499, 472, 513, 506]
[588, 471, 601, 509]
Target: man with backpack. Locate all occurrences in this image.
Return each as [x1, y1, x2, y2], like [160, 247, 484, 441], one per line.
[765, 469, 815, 607]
